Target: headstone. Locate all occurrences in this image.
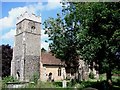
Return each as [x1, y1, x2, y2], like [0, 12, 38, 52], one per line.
[62, 80, 67, 88]
[96, 71, 99, 81]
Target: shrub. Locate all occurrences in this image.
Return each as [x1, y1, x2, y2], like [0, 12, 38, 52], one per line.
[36, 81, 56, 88]
[112, 70, 120, 74]
[24, 81, 56, 88]
[116, 76, 120, 86]
[2, 76, 18, 88]
[53, 81, 62, 87]
[74, 83, 81, 88]
[99, 74, 106, 81]
[2, 76, 18, 83]
[30, 72, 39, 84]
[24, 82, 36, 88]
[0, 80, 2, 89]
[89, 72, 95, 79]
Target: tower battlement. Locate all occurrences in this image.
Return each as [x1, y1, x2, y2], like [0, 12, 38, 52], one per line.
[17, 11, 41, 24]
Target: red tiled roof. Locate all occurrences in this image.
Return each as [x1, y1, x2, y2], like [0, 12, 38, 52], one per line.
[41, 52, 64, 66]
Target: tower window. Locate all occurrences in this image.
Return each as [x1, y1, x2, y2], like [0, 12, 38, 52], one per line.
[31, 26, 36, 32]
[31, 26, 35, 29]
[58, 67, 61, 76]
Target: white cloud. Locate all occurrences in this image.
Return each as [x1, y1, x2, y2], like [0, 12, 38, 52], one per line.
[1, 1, 61, 49]
[0, 1, 61, 31]
[0, 6, 28, 31]
[44, 0, 62, 10]
[1, 28, 16, 39]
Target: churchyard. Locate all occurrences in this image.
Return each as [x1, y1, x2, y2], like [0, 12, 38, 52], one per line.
[1, 73, 120, 89]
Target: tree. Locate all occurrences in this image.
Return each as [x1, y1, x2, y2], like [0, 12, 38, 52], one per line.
[44, 2, 120, 82]
[64, 2, 120, 81]
[1, 44, 13, 78]
[44, 13, 80, 73]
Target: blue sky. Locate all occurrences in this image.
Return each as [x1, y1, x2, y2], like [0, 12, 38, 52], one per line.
[0, 0, 62, 50]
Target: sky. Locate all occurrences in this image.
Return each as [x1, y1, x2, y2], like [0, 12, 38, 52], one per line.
[0, 0, 62, 50]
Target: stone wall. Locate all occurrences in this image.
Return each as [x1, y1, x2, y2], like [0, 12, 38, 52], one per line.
[24, 55, 40, 81]
[40, 64, 66, 81]
[14, 34, 23, 56]
[25, 33, 40, 56]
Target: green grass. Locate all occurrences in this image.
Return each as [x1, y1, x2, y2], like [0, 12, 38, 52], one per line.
[112, 75, 120, 82]
[1, 74, 120, 89]
[0, 80, 2, 90]
[99, 74, 106, 81]
[24, 81, 57, 88]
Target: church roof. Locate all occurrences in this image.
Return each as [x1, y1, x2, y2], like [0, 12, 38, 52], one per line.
[41, 52, 65, 66]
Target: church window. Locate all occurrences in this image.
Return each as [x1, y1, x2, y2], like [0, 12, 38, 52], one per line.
[31, 26, 35, 29]
[58, 67, 61, 76]
[28, 21, 36, 32]
[31, 26, 36, 33]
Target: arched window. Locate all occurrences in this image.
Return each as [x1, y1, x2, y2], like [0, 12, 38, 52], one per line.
[58, 67, 61, 76]
[28, 21, 36, 33]
[31, 26, 36, 32]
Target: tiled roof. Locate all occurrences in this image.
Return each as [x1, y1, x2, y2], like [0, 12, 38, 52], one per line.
[41, 52, 64, 66]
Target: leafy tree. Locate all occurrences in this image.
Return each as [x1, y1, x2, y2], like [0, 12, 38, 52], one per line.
[64, 2, 120, 81]
[44, 14, 80, 73]
[1, 44, 13, 78]
[44, 2, 120, 82]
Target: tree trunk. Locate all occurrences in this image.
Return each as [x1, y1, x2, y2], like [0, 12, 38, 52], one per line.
[106, 57, 112, 81]
[106, 65, 112, 89]
[106, 69, 112, 81]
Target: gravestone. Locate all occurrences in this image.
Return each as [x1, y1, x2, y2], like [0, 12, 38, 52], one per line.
[11, 12, 41, 82]
[78, 59, 89, 81]
[62, 80, 67, 88]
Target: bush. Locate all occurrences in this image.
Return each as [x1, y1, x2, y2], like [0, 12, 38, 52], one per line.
[67, 81, 72, 87]
[2, 76, 18, 83]
[53, 81, 62, 87]
[89, 72, 95, 79]
[2, 76, 18, 88]
[73, 81, 96, 89]
[0, 80, 2, 89]
[30, 72, 39, 84]
[24, 81, 56, 88]
[112, 70, 120, 74]
[74, 83, 81, 88]
[36, 81, 56, 88]
[116, 76, 120, 86]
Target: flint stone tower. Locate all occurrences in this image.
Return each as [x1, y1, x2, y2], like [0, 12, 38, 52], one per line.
[11, 12, 41, 81]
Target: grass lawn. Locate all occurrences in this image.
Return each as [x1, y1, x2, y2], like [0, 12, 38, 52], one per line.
[0, 80, 2, 89]
[1, 74, 120, 89]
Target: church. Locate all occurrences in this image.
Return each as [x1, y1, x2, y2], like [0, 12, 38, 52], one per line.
[11, 12, 66, 82]
[11, 12, 96, 82]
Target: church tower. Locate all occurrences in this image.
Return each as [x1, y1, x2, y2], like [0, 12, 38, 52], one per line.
[11, 12, 41, 81]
